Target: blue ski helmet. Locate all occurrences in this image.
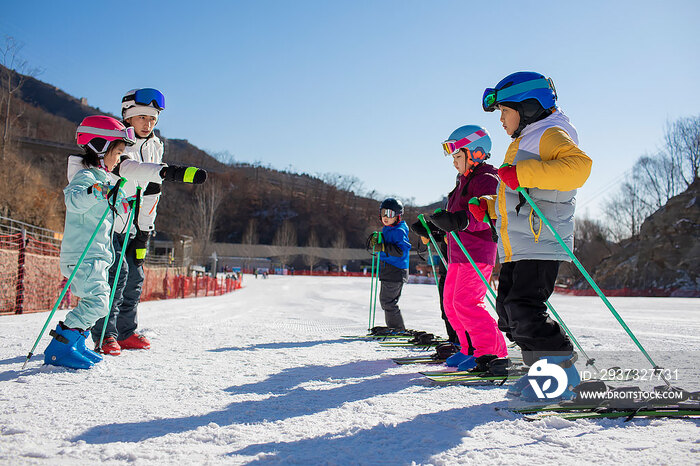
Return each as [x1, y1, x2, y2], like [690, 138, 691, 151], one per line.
[443, 125, 491, 164]
[482, 71, 557, 113]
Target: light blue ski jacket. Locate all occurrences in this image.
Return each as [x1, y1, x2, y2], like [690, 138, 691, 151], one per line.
[59, 167, 118, 274]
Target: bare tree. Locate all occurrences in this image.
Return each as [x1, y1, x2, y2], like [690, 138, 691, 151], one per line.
[0, 36, 40, 160]
[273, 219, 297, 267]
[635, 153, 682, 210]
[331, 229, 347, 272]
[303, 229, 321, 272]
[604, 175, 653, 241]
[665, 115, 700, 186]
[242, 218, 258, 244]
[191, 176, 227, 259]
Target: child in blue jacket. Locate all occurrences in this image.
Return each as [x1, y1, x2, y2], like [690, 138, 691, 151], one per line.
[369, 198, 411, 330]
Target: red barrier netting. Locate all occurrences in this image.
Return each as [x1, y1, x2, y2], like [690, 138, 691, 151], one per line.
[554, 286, 699, 298]
[0, 232, 243, 316]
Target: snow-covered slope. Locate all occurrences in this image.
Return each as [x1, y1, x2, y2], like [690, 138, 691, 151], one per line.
[1, 276, 698, 464]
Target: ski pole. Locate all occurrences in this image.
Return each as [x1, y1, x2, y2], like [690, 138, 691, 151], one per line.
[425, 242, 440, 288]
[515, 185, 669, 385]
[417, 214, 448, 269]
[370, 232, 382, 329]
[22, 179, 126, 370]
[98, 187, 140, 349]
[479, 208, 598, 370]
[368, 248, 377, 331]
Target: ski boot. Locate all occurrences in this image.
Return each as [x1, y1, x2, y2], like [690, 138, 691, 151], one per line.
[44, 322, 94, 370]
[456, 355, 477, 371]
[468, 355, 500, 374]
[75, 329, 103, 363]
[434, 342, 459, 359]
[512, 353, 580, 401]
[96, 337, 122, 355]
[118, 333, 151, 350]
[445, 351, 472, 367]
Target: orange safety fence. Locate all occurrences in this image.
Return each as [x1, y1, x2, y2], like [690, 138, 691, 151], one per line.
[0, 231, 243, 316]
[554, 286, 699, 298]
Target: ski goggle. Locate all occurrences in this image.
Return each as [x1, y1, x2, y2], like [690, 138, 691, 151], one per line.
[77, 125, 137, 146]
[380, 209, 397, 218]
[442, 129, 488, 157]
[482, 77, 556, 112]
[124, 88, 166, 110]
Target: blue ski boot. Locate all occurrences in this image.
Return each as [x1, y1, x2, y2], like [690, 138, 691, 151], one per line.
[515, 353, 580, 401]
[75, 329, 103, 363]
[445, 351, 470, 367]
[43, 322, 94, 370]
[456, 355, 477, 371]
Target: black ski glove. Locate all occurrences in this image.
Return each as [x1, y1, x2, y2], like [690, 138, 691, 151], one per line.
[160, 165, 207, 184]
[410, 219, 442, 239]
[127, 230, 150, 267]
[430, 209, 469, 232]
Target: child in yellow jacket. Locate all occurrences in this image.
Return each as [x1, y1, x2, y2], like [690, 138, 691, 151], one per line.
[478, 71, 592, 400]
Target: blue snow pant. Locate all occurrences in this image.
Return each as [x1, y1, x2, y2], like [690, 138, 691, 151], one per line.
[61, 258, 111, 331]
[92, 232, 144, 343]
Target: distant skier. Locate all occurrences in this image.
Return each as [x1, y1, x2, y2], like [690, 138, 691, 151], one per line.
[480, 71, 592, 399]
[368, 198, 411, 331]
[427, 125, 507, 371]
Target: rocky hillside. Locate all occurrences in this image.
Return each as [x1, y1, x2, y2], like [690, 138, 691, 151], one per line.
[589, 179, 699, 295]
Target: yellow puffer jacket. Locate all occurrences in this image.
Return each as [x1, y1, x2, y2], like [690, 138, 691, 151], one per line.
[490, 110, 592, 263]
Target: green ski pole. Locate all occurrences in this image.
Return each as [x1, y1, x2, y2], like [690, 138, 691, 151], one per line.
[22, 178, 126, 370]
[417, 214, 448, 269]
[425, 242, 440, 288]
[514, 183, 668, 384]
[474, 201, 600, 371]
[98, 187, 140, 350]
[368, 248, 377, 331]
[370, 232, 382, 329]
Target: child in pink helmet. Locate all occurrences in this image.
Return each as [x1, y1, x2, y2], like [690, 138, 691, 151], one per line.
[427, 125, 507, 372]
[43, 116, 135, 369]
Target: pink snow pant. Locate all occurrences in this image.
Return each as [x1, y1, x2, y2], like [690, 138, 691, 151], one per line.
[443, 262, 507, 358]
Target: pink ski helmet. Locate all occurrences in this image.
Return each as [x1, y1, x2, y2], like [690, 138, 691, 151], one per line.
[76, 115, 136, 154]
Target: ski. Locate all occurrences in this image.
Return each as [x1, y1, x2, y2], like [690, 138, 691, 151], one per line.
[379, 339, 447, 348]
[393, 357, 446, 365]
[521, 406, 700, 421]
[341, 334, 414, 341]
[425, 371, 527, 384]
[420, 359, 525, 377]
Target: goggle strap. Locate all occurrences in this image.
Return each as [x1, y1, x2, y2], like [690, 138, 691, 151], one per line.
[443, 129, 487, 155]
[496, 77, 552, 102]
[77, 126, 136, 144]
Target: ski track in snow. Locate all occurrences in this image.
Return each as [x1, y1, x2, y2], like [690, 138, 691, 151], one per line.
[0, 275, 698, 465]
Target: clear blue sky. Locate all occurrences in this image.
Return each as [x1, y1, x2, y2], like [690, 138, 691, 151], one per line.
[3, 1, 699, 218]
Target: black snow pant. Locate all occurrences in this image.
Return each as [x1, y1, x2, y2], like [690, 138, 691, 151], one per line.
[496, 260, 573, 366]
[93, 232, 144, 344]
[438, 272, 459, 344]
[379, 280, 406, 331]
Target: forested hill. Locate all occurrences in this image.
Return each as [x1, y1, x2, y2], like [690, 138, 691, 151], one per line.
[0, 64, 426, 250]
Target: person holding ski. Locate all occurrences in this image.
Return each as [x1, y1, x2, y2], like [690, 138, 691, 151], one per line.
[480, 71, 592, 399]
[425, 125, 507, 371]
[43, 116, 137, 369]
[368, 198, 411, 331]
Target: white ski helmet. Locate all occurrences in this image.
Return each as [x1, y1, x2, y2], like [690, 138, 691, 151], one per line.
[121, 88, 165, 121]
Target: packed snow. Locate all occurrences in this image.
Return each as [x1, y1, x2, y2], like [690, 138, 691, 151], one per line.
[0, 275, 698, 465]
